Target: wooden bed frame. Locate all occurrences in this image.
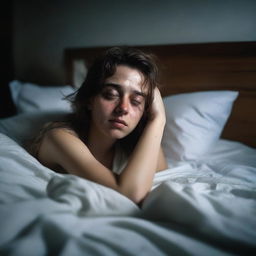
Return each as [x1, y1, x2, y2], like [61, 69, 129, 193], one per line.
[64, 42, 256, 148]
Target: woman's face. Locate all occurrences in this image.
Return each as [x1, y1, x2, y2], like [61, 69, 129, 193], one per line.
[89, 65, 147, 141]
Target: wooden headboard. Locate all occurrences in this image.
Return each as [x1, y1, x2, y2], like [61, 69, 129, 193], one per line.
[64, 42, 256, 148]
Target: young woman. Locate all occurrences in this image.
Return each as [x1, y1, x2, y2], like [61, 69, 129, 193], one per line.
[29, 47, 167, 204]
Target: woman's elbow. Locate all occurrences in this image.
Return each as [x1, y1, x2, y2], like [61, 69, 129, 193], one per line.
[129, 192, 146, 205]
[117, 187, 147, 205]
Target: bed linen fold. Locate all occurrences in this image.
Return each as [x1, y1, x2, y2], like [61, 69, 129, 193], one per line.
[0, 133, 256, 255]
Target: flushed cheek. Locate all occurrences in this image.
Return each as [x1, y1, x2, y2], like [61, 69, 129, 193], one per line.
[97, 100, 116, 117]
[130, 109, 144, 125]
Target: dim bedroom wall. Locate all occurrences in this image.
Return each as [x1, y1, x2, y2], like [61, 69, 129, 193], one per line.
[12, 0, 256, 85]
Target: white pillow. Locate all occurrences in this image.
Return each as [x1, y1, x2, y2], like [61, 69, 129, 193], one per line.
[9, 80, 75, 113]
[162, 90, 239, 163]
[0, 110, 68, 145]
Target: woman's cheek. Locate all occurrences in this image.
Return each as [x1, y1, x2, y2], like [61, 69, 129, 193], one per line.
[100, 100, 116, 113]
[131, 108, 144, 122]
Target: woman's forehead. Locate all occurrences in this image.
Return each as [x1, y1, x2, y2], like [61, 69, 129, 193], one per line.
[104, 65, 148, 93]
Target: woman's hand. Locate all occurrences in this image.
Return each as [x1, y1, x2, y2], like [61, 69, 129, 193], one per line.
[149, 88, 166, 124]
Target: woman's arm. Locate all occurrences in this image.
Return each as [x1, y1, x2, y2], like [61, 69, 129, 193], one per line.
[38, 88, 166, 204]
[156, 147, 168, 172]
[117, 88, 166, 202]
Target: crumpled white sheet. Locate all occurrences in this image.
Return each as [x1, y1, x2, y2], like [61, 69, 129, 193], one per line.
[0, 133, 256, 256]
[47, 175, 141, 217]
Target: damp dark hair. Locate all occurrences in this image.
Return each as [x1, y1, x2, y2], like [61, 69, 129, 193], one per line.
[66, 46, 160, 153]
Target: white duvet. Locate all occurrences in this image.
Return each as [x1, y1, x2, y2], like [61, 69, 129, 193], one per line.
[0, 132, 256, 256]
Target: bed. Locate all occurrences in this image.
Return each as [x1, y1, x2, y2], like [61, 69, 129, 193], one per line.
[0, 42, 256, 255]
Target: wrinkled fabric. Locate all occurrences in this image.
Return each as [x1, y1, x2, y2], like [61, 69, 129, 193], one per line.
[0, 133, 256, 256]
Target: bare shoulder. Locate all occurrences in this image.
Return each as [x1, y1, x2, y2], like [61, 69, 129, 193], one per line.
[45, 127, 80, 144]
[38, 127, 87, 169]
[37, 127, 116, 188]
[43, 127, 87, 154]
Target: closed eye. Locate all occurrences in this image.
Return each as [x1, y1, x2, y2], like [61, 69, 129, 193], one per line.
[101, 90, 119, 100]
[131, 96, 144, 106]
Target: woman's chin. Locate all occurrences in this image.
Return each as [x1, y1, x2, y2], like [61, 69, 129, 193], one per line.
[108, 129, 129, 140]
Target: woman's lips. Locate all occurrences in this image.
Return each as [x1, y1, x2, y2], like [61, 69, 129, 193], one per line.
[109, 119, 128, 128]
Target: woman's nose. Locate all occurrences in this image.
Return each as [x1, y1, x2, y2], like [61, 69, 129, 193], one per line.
[115, 97, 129, 115]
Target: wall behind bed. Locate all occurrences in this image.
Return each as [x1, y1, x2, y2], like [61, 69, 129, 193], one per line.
[12, 0, 256, 85]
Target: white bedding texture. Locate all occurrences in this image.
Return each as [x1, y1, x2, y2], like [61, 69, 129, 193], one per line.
[0, 132, 255, 255]
[0, 87, 255, 255]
